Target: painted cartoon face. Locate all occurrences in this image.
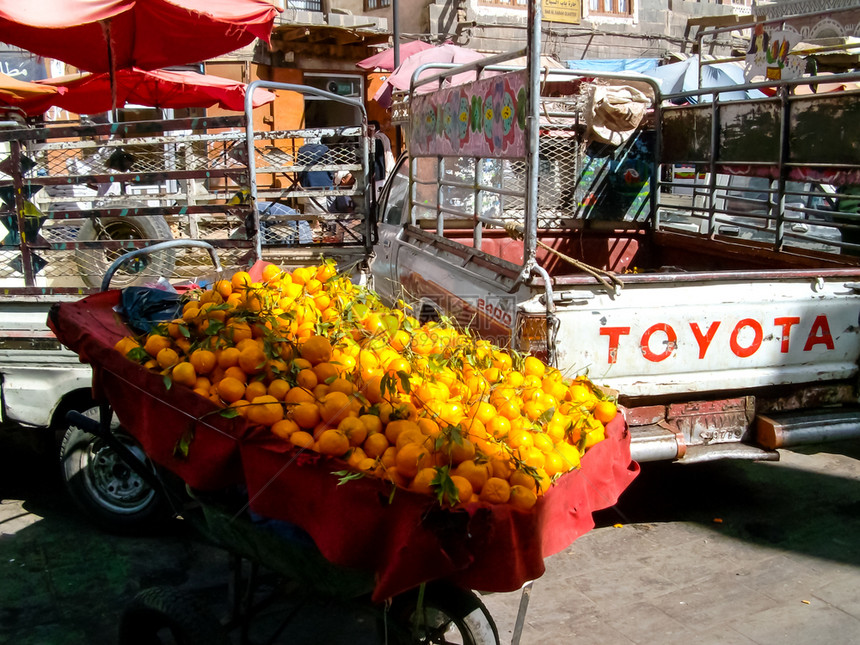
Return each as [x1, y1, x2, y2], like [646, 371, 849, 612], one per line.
[423, 108, 436, 142]
[483, 94, 495, 141]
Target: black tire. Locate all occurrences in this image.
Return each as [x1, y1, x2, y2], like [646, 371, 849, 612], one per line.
[118, 586, 231, 645]
[59, 406, 170, 534]
[386, 582, 500, 645]
[75, 214, 175, 288]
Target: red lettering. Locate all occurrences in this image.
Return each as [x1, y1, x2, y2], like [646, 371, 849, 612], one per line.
[640, 323, 677, 362]
[730, 319, 763, 357]
[803, 315, 835, 351]
[773, 316, 800, 353]
[600, 326, 630, 364]
[690, 321, 720, 359]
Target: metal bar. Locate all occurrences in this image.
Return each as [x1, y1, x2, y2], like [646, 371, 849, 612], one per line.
[0, 116, 246, 143]
[436, 156, 445, 235]
[474, 158, 484, 252]
[511, 580, 534, 645]
[775, 86, 792, 252]
[522, 0, 541, 282]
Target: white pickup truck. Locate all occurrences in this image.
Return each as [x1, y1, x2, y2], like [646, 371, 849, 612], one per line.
[0, 83, 373, 530]
[370, 55, 860, 464]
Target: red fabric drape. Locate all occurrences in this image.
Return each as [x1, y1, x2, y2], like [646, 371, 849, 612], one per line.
[49, 288, 639, 602]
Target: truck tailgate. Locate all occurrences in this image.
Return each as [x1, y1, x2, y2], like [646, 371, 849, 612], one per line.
[536, 273, 860, 398]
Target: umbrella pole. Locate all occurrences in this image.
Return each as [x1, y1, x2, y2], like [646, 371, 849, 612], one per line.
[104, 21, 119, 122]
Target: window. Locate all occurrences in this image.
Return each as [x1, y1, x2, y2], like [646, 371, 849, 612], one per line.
[287, 0, 321, 11]
[589, 0, 632, 17]
[477, 0, 527, 7]
[364, 0, 391, 10]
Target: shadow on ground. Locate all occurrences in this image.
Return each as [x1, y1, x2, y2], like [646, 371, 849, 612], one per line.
[594, 440, 860, 569]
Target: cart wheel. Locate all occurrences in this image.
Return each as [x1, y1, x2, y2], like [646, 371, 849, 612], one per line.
[119, 586, 231, 645]
[386, 582, 500, 645]
[60, 405, 170, 534]
[75, 214, 175, 288]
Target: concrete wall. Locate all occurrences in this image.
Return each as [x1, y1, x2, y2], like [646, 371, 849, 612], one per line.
[425, 0, 749, 60]
[330, 0, 429, 37]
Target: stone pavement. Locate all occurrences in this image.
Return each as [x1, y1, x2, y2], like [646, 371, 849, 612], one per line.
[1, 422, 858, 644]
[483, 441, 860, 645]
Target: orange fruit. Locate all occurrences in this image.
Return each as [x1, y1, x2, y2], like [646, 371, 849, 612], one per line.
[285, 386, 316, 405]
[189, 349, 216, 375]
[318, 391, 351, 425]
[290, 430, 315, 449]
[231, 271, 252, 291]
[317, 429, 350, 457]
[312, 361, 339, 384]
[360, 414, 383, 436]
[296, 368, 318, 390]
[593, 400, 618, 424]
[224, 366, 248, 383]
[144, 334, 171, 357]
[486, 415, 511, 439]
[328, 377, 355, 396]
[271, 418, 299, 440]
[261, 263, 281, 284]
[444, 475, 473, 507]
[268, 379, 290, 400]
[338, 416, 368, 446]
[290, 401, 321, 429]
[384, 419, 419, 445]
[510, 469, 537, 492]
[509, 485, 538, 511]
[246, 395, 284, 427]
[299, 335, 333, 365]
[156, 347, 179, 369]
[171, 362, 197, 387]
[217, 346, 241, 369]
[556, 442, 581, 470]
[480, 477, 511, 504]
[244, 380, 268, 401]
[213, 279, 232, 299]
[395, 442, 430, 479]
[523, 356, 546, 379]
[410, 467, 438, 495]
[226, 320, 253, 344]
[238, 345, 267, 375]
[453, 460, 490, 493]
[217, 376, 246, 404]
[363, 432, 389, 459]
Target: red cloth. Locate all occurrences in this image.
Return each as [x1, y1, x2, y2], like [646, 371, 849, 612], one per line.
[49, 288, 639, 602]
[48, 290, 247, 490]
[240, 414, 638, 603]
[14, 68, 276, 116]
[0, 0, 279, 74]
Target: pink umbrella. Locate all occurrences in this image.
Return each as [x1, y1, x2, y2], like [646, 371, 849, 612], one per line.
[0, 0, 279, 73]
[356, 40, 435, 72]
[372, 44, 488, 107]
[13, 68, 276, 116]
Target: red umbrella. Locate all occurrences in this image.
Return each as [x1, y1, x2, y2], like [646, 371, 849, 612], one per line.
[356, 40, 435, 72]
[12, 68, 276, 116]
[0, 0, 280, 73]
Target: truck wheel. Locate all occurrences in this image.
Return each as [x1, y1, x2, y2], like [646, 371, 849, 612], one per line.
[386, 582, 500, 645]
[118, 586, 231, 645]
[75, 215, 175, 288]
[59, 406, 170, 534]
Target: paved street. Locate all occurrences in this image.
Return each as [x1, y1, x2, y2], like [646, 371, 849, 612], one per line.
[1, 422, 859, 645]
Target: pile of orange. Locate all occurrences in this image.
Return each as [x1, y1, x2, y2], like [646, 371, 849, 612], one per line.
[115, 261, 618, 511]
